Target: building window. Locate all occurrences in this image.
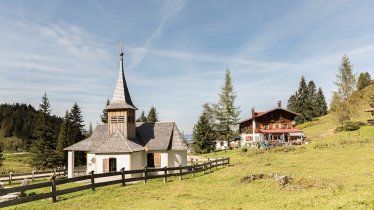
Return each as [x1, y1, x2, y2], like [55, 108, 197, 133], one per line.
[109, 158, 117, 172]
[274, 124, 279, 129]
[111, 116, 125, 123]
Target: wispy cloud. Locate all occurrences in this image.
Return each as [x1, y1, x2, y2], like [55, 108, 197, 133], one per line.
[127, 0, 186, 70]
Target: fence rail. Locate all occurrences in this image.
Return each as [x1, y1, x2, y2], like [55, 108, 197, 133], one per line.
[0, 157, 230, 208]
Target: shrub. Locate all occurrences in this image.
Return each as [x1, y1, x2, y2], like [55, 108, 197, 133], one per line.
[343, 121, 366, 131]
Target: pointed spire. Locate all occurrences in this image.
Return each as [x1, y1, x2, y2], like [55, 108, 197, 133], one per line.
[106, 43, 137, 110]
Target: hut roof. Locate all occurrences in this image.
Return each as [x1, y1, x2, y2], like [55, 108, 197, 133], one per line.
[64, 122, 187, 153]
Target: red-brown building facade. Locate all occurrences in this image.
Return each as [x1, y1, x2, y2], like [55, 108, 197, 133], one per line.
[239, 101, 304, 146]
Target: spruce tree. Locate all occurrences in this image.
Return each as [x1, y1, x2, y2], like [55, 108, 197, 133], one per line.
[192, 109, 215, 154]
[147, 107, 158, 123]
[100, 99, 110, 124]
[357, 72, 372, 90]
[86, 122, 93, 137]
[294, 76, 310, 124]
[136, 111, 148, 122]
[216, 69, 240, 146]
[69, 103, 85, 166]
[333, 55, 357, 125]
[30, 93, 56, 169]
[315, 87, 327, 116]
[307, 80, 317, 119]
[56, 111, 72, 166]
[287, 92, 298, 111]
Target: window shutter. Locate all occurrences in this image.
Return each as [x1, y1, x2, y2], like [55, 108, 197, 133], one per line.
[103, 158, 109, 173]
[154, 153, 161, 168]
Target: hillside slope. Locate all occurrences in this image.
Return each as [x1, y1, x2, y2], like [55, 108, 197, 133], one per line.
[298, 83, 374, 140]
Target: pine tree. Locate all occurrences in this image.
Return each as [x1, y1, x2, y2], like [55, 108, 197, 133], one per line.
[136, 111, 148, 122]
[333, 55, 357, 125]
[192, 109, 216, 154]
[315, 87, 327, 116]
[357, 72, 372, 90]
[294, 76, 310, 124]
[307, 80, 317, 119]
[30, 93, 57, 169]
[216, 69, 240, 146]
[86, 122, 93, 138]
[147, 107, 158, 123]
[287, 92, 298, 111]
[100, 99, 110, 124]
[56, 111, 72, 166]
[69, 103, 85, 166]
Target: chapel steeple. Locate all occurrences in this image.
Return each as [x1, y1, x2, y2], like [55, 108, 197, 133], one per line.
[106, 43, 137, 139]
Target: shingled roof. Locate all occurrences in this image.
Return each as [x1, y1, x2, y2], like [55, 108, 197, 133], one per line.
[106, 46, 137, 110]
[64, 122, 187, 153]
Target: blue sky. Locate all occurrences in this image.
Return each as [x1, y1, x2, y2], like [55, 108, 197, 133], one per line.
[1, 0, 374, 134]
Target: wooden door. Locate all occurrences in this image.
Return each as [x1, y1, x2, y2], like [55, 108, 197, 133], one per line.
[103, 158, 109, 173]
[154, 153, 161, 168]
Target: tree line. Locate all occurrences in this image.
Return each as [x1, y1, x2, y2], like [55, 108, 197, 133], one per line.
[287, 76, 328, 124]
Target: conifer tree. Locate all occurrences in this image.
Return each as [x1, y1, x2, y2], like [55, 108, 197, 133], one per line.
[147, 107, 158, 123]
[315, 87, 328, 116]
[69, 103, 85, 166]
[216, 69, 240, 146]
[333, 55, 357, 125]
[294, 76, 310, 124]
[192, 109, 215, 154]
[86, 122, 93, 138]
[307, 80, 317, 119]
[100, 99, 110, 124]
[136, 110, 148, 122]
[56, 111, 72, 165]
[30, 93, 56, 169]
[357, 72, 372, 90]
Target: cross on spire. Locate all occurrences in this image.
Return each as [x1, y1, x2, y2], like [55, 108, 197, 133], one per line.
[119, 42, 124, 57]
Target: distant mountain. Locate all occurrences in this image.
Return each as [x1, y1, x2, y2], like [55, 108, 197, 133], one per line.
[183, 134, 193, 142]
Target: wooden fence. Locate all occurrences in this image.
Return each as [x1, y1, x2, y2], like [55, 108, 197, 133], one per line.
[0, 157, 230, 208]
[0, 168, 67, 185]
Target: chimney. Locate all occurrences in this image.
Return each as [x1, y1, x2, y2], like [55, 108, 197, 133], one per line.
[251, 107, 255, 118]
[277, 101, 282, 108]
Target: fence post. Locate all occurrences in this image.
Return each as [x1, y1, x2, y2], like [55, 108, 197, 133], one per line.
[32, 170, 35, 181]
[144, 166, 147, 184]
[228, 157, 230, 166]
[203, 164, 205, 175]
[50, 175, 57, 202]
[179, 165, 182, 181]
[121, 167, 126, 187]
[192, 164, 195, 177]
[9, 172, 12, 185]
[215, 159, 218, 170]
[208, 158, 211, 173]
[90, 171, 95, 191]
[163, 166, 167, 183]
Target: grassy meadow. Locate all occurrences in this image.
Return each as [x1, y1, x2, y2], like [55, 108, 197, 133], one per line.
[5, 125, 374, 210]
[4, 84, 374, 209]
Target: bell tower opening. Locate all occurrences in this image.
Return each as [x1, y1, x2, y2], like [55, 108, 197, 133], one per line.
[106, 43, 137, 139]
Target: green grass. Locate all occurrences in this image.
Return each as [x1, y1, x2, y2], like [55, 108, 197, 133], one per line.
[5, 130, 374, 210]
[4, 84, 374, 209]
[1, 152, 33, 174]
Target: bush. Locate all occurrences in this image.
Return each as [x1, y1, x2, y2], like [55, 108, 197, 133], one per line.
[336, 121, 366, 132]
[240, 147, 248, 153]
[343, 121, 366, 131]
